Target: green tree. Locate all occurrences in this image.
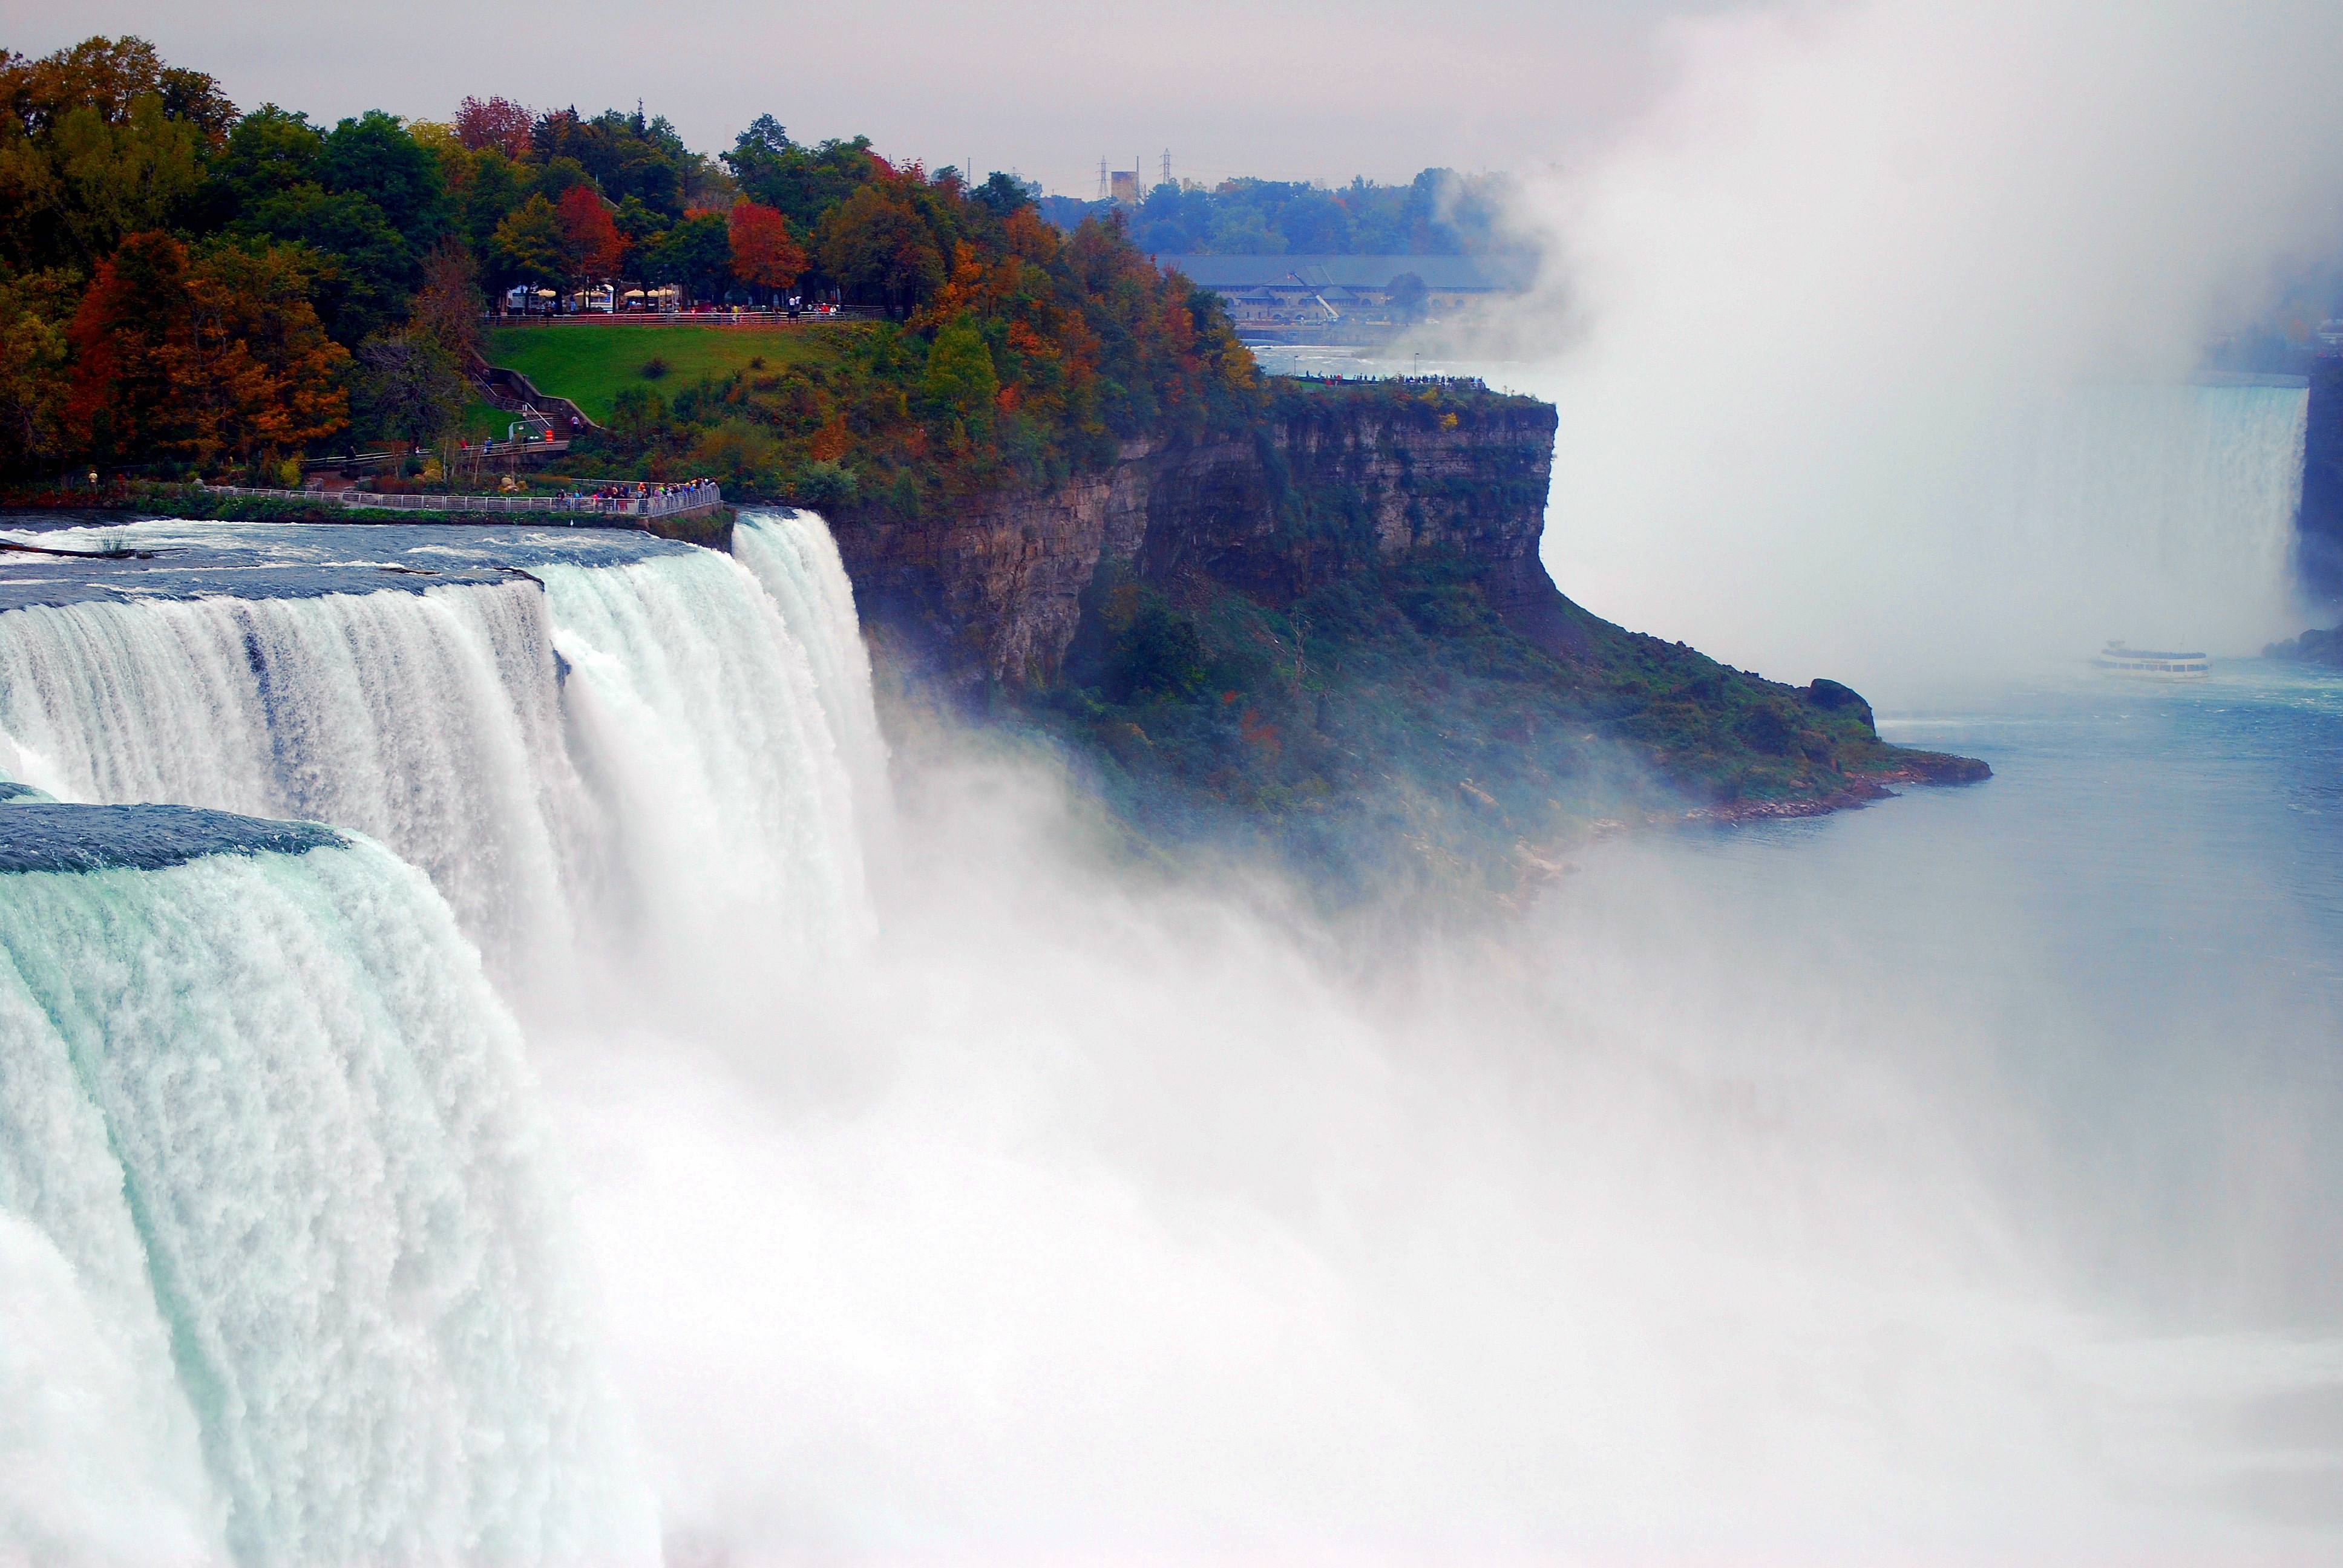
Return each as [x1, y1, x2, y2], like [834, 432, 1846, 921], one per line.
[446, 145, 527, 267]
[611, 192, 668, 275]
[0, 77, 214, 271]
[723, 120, 880, 233]
[316, 109, 445, 240]
[215, 103, 321, 206]
[0, 267, 76, 471]
[640, 209, 730, 301]
[815, 184, 943, 318]
[1386, 272, 1428, 322]
[235, 183, 410, 344]
[922, 311, 998, 436]
[352, 328, 466, 446]
[491, 193, 565, 289]
[972, 171, 1036, 218]
[228, 107, 445, 346]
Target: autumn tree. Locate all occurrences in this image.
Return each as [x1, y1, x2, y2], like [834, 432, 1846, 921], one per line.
[0, 36, 234, 141]
[453, 94, 532, 158]
[726, 199, 803, 301]
[409, 237, 483, 356]
[556, 183, 623, 286]
[68, 230, 348, 468]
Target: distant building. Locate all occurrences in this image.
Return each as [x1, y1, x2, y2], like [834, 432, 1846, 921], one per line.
[1109, 169, 1141, 206]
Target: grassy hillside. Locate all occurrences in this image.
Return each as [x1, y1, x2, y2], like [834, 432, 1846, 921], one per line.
[483, 324, 855, 423]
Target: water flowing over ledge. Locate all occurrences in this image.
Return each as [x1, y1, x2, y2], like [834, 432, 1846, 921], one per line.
[0, 800, 342, 873]
[0, 811, 659, 1564]
[0, 514, 880, 987]
[0, 511, 885, 1563]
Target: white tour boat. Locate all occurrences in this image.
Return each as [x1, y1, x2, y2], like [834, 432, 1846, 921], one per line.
[2094, 641, 2209, 679]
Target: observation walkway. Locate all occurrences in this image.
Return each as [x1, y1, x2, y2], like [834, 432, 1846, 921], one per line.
[202, 480, 723, 523]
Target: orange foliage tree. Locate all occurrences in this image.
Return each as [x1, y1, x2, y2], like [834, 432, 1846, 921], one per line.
[726, 199, 804, 300]
[68, 229, 349, 469]
[556, 184, 624, 287]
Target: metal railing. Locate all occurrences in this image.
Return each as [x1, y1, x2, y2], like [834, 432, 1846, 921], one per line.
[487, 308, 865, 327]
[201, 481, 722, 521]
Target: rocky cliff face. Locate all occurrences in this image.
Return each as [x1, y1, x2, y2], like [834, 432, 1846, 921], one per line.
[824, 378, 1984, 897]
[831, 382, 1561, 684]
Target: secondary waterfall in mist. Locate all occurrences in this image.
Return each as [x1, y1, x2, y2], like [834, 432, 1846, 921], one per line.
[1534, 358, 2313, 688]
[0, 512, 880, 989]
[0, 806, 658, 1566]
[1968, 378, 2311, 650]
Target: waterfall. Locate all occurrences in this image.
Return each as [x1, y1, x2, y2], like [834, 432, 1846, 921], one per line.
[0, 520, 882, 988]
[0, 578, 586, 976]
[532, 529, 874, 981]
[0, 515, 891, 1558]
[732, 509, 892, 826]
[0, 804, 658, 1566]
[1968, 377, 2312, 652]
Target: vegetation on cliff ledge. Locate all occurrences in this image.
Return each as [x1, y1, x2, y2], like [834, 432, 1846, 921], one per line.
[1016, 552, 1978, 897]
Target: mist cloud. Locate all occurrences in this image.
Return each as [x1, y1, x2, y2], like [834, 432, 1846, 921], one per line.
[1505, 0, 2343, 697]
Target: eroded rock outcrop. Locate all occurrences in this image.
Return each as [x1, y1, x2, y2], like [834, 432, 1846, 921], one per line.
[830, 382, 1559, 684]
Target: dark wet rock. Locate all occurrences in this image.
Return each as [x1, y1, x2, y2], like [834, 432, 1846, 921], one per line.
[2264, 624, 2343, 667]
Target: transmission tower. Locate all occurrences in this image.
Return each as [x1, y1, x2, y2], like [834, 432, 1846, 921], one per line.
[1098, 157, 1109, 200]
[1161, 148, 1172, 188]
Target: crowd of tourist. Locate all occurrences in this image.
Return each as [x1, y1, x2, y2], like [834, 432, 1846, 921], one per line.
[554, 479, 721, 513]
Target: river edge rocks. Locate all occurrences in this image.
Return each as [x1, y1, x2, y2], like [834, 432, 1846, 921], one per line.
[2264, 623, 2343, 666]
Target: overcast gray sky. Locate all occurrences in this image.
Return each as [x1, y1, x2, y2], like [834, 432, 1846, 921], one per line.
[0, 0, 1726, 192]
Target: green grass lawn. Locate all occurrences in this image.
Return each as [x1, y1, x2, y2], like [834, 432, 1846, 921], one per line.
[459, 397, 514, 440]
[483, 324, 853, 423]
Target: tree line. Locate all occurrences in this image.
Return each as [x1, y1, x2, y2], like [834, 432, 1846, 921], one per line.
[1040, 169, 1524, 257]
[0, 35, 1262, 494]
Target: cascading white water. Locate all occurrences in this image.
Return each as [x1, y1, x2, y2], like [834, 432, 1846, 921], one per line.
[0, 809, 658, 1566]
[533, 528, 874, 982]
[0, 517, 883, 990]
[732, 510, 892, 828]
[0, 514, 891, 1560]
[0, 578, 586, 977]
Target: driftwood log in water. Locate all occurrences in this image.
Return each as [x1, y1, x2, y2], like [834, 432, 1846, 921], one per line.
[0, 538, 155, 560]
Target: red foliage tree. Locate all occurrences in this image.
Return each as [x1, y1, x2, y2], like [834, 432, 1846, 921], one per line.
[68, 230, 349, 467]
[555, 185, 624, 285]
[453, 94, 532, 157]
[726, 200, 804, 299]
